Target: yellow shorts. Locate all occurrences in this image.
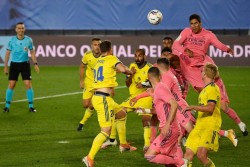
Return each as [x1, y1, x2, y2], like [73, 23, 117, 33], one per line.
[82, 82, 94, 100]
[185, 127, 219, 154]
[92, 94, 121, 128]
[120, 96, 153, 116]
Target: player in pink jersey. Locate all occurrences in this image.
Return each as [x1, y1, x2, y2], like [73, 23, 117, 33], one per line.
[172, 14, 248, 136]
[144, 67, 184, 167]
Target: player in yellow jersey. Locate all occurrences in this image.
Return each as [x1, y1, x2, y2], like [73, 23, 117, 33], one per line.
[77, 38, 101, 131]
[101, 49, 153, 152]
[82, 41, 135, 167]
[181, 63, 221, 167]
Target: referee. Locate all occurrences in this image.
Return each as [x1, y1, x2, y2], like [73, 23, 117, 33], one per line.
[3, 22, 39, 112]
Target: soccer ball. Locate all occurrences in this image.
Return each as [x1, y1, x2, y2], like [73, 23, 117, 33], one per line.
[147, 9, 163, 25]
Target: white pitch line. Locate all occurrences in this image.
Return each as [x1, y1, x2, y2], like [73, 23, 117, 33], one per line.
[0, 85, 126, 104]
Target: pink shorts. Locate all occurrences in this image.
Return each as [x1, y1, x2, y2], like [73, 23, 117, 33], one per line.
[150, 128, 180, 156]
[215, 78, 230, 103]
[176, 102, 195, 128]
[180, 63, 204, 91]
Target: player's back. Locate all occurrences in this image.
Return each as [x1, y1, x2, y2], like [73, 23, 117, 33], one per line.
[92, 55, 120, 89]
[196, 82, 221, 129]
[153, 82, 179, 130]
[161, 71, 187, 107]
[82, 51, 100, 82]
[129, 62, 152, 97]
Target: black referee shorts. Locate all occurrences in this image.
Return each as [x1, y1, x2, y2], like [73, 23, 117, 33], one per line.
[9, 61, 32, 81]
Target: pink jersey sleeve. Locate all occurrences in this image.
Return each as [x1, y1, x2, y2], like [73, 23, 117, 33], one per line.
[209, 32, 228, 52]
[172, 28, 189, 56]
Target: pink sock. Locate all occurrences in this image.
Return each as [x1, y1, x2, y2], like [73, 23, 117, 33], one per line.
[176, 145, 183, 158]
[219, 130, 225, 136]
[225, 108, 241, 124]
[150, 126, 157, 143]
[147, 154, 183, 166]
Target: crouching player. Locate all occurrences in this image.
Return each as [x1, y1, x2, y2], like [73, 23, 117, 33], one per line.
[182, 63, 221, 167]
[144, 67, 184, 167]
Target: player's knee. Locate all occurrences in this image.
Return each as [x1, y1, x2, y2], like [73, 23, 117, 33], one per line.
[115, 109, 127, 119]
[197, 151, 207, 162]
[82, 100, 90, 108]
[184, 121, 194, 133]
[142, 115, 151, 127]
[8, 83, 16, 89]
[184, 149, 194, 161]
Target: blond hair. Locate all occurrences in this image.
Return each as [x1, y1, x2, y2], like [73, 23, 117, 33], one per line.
[204, 63, 219, 79]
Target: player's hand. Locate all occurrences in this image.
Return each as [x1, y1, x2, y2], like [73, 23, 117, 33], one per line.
[136, 83, 143, 89]
[80, 80, 84, 89]
[131, 67, 136, 74]
[130, 97, 138, 106]
[161, 123, 170, 137]
[135, 107, 145, 114]
[227, 48, 234, 55]
[4, 66, 8, 75]
[184, 48, 194, 58]
[182, 106, 193, 113]
[34, 64, 40, 74]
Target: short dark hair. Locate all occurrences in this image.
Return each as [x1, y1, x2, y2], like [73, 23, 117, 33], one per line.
[100, 40, 112, 53]
[16, 22, 24, 27]
[163, 36, 173, 41]
[92, 38, 101, 42]
[157, 58, 170, 67]
[189, 14, 201, 22]
[136, 48, 145, 55]
[161, 47, 172, 54]
[148, 67, 160, 77]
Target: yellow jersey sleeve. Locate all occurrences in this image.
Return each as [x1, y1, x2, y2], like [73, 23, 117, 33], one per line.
[82, 51, 91, 65]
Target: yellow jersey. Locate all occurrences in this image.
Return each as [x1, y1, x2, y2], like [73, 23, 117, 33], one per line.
[92, 55, 121, 89]
[128, 62, 152, 97]
[196, 82, 221, 129]
[82, 51, 99, 83]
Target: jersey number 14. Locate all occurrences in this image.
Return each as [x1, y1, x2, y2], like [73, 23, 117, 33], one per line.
[94, 66, 104, 81]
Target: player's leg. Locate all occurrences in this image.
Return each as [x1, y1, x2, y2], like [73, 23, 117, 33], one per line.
[221, 101, 248, 136]
[115, 108, 137, 152]
[145, 133, 184, 166]
[141, 114, 152, 152]
[83, 95, 114, 166]
[21, 62, 36, 112]
[197, 147, 215, 167]
[218, 129, 238, 147]
[77, 97, 94, 131]
[4, 62, 19, 112]
[150, 114, 158, 144]
[215, 77, 248, 136]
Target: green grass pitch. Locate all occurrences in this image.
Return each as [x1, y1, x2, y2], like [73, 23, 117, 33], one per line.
[0, 66, 249, 167]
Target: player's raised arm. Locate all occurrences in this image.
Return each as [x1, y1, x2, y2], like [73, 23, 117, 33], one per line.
[116, 63, 133, 75]
[210, 33, 233, 55]
[172, 29, 188, 55]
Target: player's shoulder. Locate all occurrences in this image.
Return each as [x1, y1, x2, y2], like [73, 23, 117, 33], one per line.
[182, 28, 192, 34]
[84, 51, 93, 56]
[207, 82, 220, 91]
[145, 62, 152, 68]
[24, 35, 33, 41]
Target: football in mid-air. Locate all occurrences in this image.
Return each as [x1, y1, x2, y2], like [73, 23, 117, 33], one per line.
[147, 9, 163, 25]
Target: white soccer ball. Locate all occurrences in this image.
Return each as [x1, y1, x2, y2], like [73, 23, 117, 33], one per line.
[147, 9, 163, 25]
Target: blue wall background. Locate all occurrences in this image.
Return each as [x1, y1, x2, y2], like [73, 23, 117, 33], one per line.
[0, 0, 249, 30]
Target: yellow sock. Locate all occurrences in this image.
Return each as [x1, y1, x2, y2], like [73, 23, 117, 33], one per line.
[204, 158, 215, 167]
[188, 161, 192, 167]
[144, 126, 151, 147]
[80, 108, 94, 125]
[109, 119, 117, 139]
[88, 131, 108, 160]
[116, 117, 127, 145]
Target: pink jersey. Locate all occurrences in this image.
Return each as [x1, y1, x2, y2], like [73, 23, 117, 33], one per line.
[153, 82, 179, 130]
[173, 28, 228, 67]
[161, 70, 187, 109]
